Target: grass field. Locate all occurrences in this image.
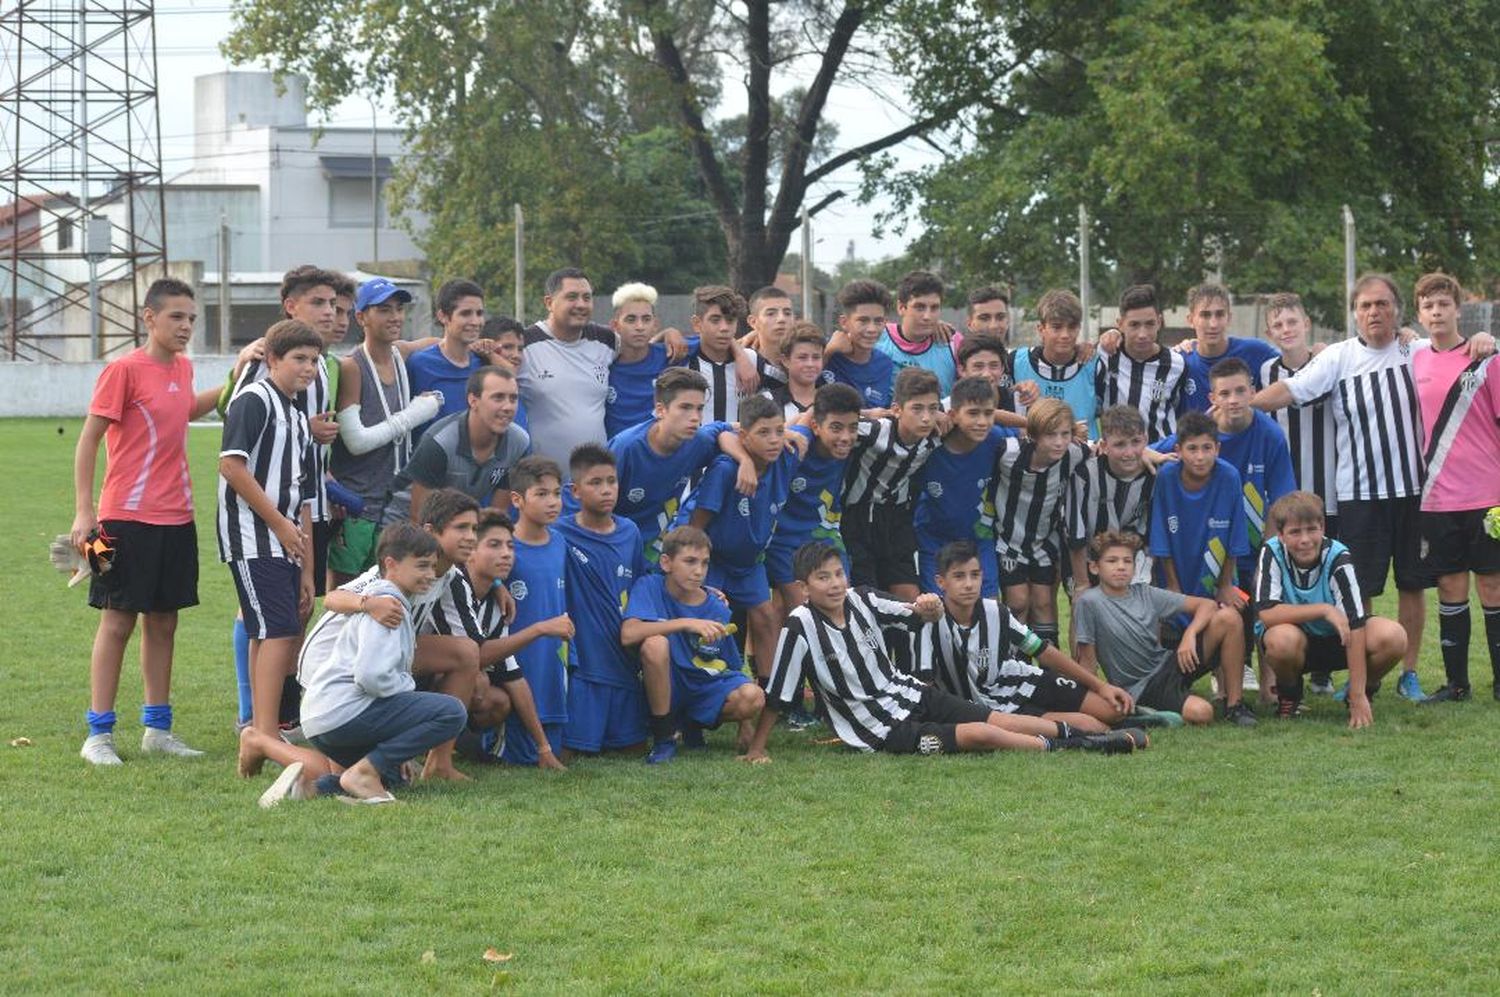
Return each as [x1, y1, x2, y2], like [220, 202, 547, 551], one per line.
[3, 416, 1499, 994]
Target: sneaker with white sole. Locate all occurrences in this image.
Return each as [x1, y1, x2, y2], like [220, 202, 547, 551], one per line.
[258, 761, 306, 809]
[141, 728, 205, 758]
[1242, 665, 1260, 693]
[81, 732, 123, 766]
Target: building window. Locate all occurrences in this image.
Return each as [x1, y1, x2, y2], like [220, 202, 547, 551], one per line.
[329, 177, 387, 228]
[56, 216, 74, 250]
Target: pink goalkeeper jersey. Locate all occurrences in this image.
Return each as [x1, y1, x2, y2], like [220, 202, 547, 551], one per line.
[1412, 344, 1500, 512]
[91, 348, 196, 525]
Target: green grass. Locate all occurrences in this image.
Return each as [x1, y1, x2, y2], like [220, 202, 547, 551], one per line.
[3, 417, 1499, 994]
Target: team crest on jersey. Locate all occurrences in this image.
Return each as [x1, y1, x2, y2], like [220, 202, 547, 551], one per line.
[860, 630, 880, 651]
[791, 477, 807, 493]
[1001, 555, 1018, 573]
[864, 386, 880, 400]
[489, 467, 508, 486]
[917, 733, 944, 755]
[927, 481, 944, 498]
[1149, 381, 1169, 400]
[1184, 379, 1197, 395]
[1209, 517, 1230, 530]
[592, 362, 609, 384]
[509, 580, 529, 601]
[628, 487, 645, 503]
[737, 497, 751, 517]
[1460, 371, 1480, 395]
[570, 547, 589, 565]
[606, 386, 617, 404]
[1167, 515, 1180, 534]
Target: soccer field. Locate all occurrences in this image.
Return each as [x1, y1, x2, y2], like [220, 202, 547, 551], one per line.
[3, 417, 1498, 993]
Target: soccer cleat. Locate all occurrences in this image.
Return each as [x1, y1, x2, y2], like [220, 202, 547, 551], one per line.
[257, 761, 305, 809]
[1241, 665, 1260, 693]
[278, 723, 309, 747]
[80, 732, 123, 766]
[680, 724, 708, 750]
[1275, 694, 1303, 719]
[1121, 706, 1183, 729]
[1333, 681, 1348, 703]
[783, 706, 822, 731]
[141, 728, 205, 757]
[1070, 729, 1142, 754]
[1223, 701, 1259, 727]
[1420, 684, 1472, 704]
[1397, 670, 1424, 701]
[1308, 672, 1336, 695]
[645, 740, 678, 765]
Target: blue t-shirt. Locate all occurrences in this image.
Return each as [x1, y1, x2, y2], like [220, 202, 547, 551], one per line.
[406, 343, 483, 439]
[554, 514, 649, 690]
[676, 449, 801, 568]
[507, 530, 570, 723]
[609, 418, 732, 562]
[1180, 337, 1279, 413]
[1011, 347, 1101, 438]
[606, 342, 692, 440]
[821, 351, 895, 410]
[1154, 411, 1294, 555]
[767, 425, 850, 556]
[624, 573, 743, 675]
[874, 325, 958, 396]
[913, 426, 1016, 553]
[1149, 459, 1249, 599]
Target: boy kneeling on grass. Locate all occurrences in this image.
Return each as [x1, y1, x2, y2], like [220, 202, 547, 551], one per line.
[256, 522, 468, 806]
[1073, 531, 1244, 726]
[1254, 491, 1406, 727]
[742, 542, 1145, 763]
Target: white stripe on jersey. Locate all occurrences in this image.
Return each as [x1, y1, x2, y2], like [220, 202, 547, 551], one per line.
[685, 347, 763, 425]
[233, 355, 332, 521]
[1261, 355, 1338, 515]
[217, 381, 313, 562]
[1069, 455, 1152, 547]
[912, 600, 1046, 712]
[991, 438, 1088, 567]
[1095, 346, 1187, 441]
[337, 563, 447, 634]
[842, 416, 940, 509]
[423, 569, 484, 641]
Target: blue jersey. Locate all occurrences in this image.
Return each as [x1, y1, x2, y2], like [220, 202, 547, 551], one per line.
[1180, 338, 1278, 412]
[606, 342, 691, 440]
[507, 530, 570, 723]
[1154, 411, 1294, 554]
[913, 426, 1015, 552]
[406, 343, 484, 439]
[874, 325, 958, 395]
[624, 573, 744, 676]
[609, 418, 731, 561]
[1011, 346, 1101, 438]
[768, 426, 849, 555]
[1149, 459, 1249, 599]
[821, 351, 895, 410]
[676, 449, 800, 568]
[554, 514, 649, 689]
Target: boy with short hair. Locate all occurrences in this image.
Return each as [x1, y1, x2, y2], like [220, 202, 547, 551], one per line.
[954, 335, 1024, 426]
[218, 320, 323, 741]
[407, 278, 488, 435]
[1075, 531, 1246, 726]
[819, 279, 897, 412]
[743, 542, 1143, 761]
[914, 376, 1015, 597]
[1147, 411, 1255, 724]
[990, 398, 1090, 644]
[606, 282, 675, 439]
[745, 285, 796, 384]
[841, 366, 944, 600]
[1255, 492, 1407, 726]
[1259, 293, 1339, 538]
[763, 321, 825, 420]
[875, 270, 958, 395]
[622, 526, 767, 763]
[1178, 283, 1277, 412]
[917, 541, 1134, 730]
[73, 278, 221, 765]
[555, 445, 652, 756]
[1011, 289, 1101, 438]
[683, 284, 760, 424]
[479, 315, 529, 430]
[1069, 405, 1154, 596]
[1095, 284, 1187, 441]
[678, 395, 802, 682]
[957, 284, 1012, 351]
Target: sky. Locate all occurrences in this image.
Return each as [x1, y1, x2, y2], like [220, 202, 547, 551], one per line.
[146, 1, 938, 274]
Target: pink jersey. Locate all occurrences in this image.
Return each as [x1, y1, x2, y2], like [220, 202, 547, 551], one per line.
[1413, 344, 1500, 512]
[91, 348, 196, 525]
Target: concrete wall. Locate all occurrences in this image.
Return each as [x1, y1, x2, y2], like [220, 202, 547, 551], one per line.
[0, 353, 238, 417]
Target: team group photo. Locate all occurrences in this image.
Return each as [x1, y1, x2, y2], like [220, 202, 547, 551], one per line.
[6, 0, 1500, 990]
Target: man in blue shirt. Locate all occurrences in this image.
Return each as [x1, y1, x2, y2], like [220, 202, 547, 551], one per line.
[820, 279, 896, 412]
[1177, 283, 1278, 412]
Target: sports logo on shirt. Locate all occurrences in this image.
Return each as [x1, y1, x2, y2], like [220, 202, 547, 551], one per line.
[737, 497, 751, 517]
[860, 630, 880, 651]
[917, 733, 944, 755]
[1460, 371, 1480, 396]
[1149, 382, 1169, 400]
[927, 481, 944, 498]
[570, 548, 589, 564]
[628, 487, 645, 503]
[1184, 379, 1197, 395]
[791, 477, 807, 493]
[509, 580, 529, 601]
[606, 386, 618, 403]
[1208, 517, 1230, 530]
[1167, 515, 1180, 534]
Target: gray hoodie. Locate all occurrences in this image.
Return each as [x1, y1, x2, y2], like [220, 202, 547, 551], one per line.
[297, 578, 417, 739]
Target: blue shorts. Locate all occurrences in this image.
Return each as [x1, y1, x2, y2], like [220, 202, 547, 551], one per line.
[765, 541, 850, 587]
[918, 544, 999, 598]
[229, 557, 302, 639]
[499, 717, 566, 766]
[706, 559, 771, 609]
[672, 665, 751, 728]
[562, 676, 648, 752]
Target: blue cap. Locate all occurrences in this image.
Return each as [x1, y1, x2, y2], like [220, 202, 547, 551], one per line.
[355, 277, 413, 311]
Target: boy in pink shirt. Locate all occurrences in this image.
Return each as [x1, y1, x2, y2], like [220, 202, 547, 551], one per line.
[72, 278, 223, 765]
[1411, 272, 1500, 702]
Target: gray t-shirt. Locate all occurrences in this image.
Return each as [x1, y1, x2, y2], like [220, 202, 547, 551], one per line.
[1073, 583, 1186, 695]
[518, 321, 618, 472]
[382, 410, 531, 523]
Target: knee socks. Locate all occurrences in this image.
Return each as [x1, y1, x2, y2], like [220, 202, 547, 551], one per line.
[1439, 601, 1471, 689]
[232, 618, 251, 726]
[1485, 605, 1500, 684]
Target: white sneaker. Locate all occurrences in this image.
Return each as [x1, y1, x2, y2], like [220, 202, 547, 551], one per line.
[81, 732, 123, 766]
[258, 761, 305, 809]
[141, 728, 205, 758]
[1242, 665, 1260, 693]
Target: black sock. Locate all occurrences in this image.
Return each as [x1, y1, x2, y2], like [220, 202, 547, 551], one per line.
[278, 674, 302, 725]
[1053, 720, 1073, 740]
[1485, 606, 1500, 684]
[1439, 601, 1472, 689]
[1034, 623, 1060, 648]
[649, 713, 675, 746]
[1279, 675, 1305, 703]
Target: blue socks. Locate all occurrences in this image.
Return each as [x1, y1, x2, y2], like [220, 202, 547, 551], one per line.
[233, 618, 252, 725]
[141, 703, 172, 731]
[86, 709, 116, 735]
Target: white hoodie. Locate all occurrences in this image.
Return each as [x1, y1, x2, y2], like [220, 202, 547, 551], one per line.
[297, 578, 417, 739]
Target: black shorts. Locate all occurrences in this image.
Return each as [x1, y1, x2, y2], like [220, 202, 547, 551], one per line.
[229, 557, 303, 640]
[997, 555, 1060, 588]
[841, 502, 919, 590]
[1010, 665, 1089, 716]
[1421, 508, 1500, 580]
[1339, 496, 1424, 596]
[88, 520, 199, 614]
[1256, 628, 1349, 673]
[1137, 630, 1220, 713]
[881, 686, 992, 755]
[311, 519, 333, 597]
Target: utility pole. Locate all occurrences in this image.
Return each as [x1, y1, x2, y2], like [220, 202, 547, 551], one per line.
[218, 211, 231, 353]
[1342, 204, 1356, 337]
[1078, 204, 1091, 338]
[800, 206, 812, 320]
[513, 203, 525, 319]
[369, 96, 379, 266]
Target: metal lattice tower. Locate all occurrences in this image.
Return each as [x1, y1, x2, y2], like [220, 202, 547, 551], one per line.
[1, 0, 166, 360]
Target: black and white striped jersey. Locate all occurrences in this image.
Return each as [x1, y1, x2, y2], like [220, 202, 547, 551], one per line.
[423, 567, 485, 640]
[217, 380, 315, 562]
[1261, 355, 1339, 516]
[842, 415, 941, 509]
[232, 355, 331, 522]
[765, 587, 927, 751]
[1095, 346, 1188, 441]
[336, 562, 447, 635]
[990, 439, 1090, 566]
[684, 346, 766, 425]
[912, 599, 1050, 712]
[1069, 455, 1153, 548]
[1280, 336, 1425, 502]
